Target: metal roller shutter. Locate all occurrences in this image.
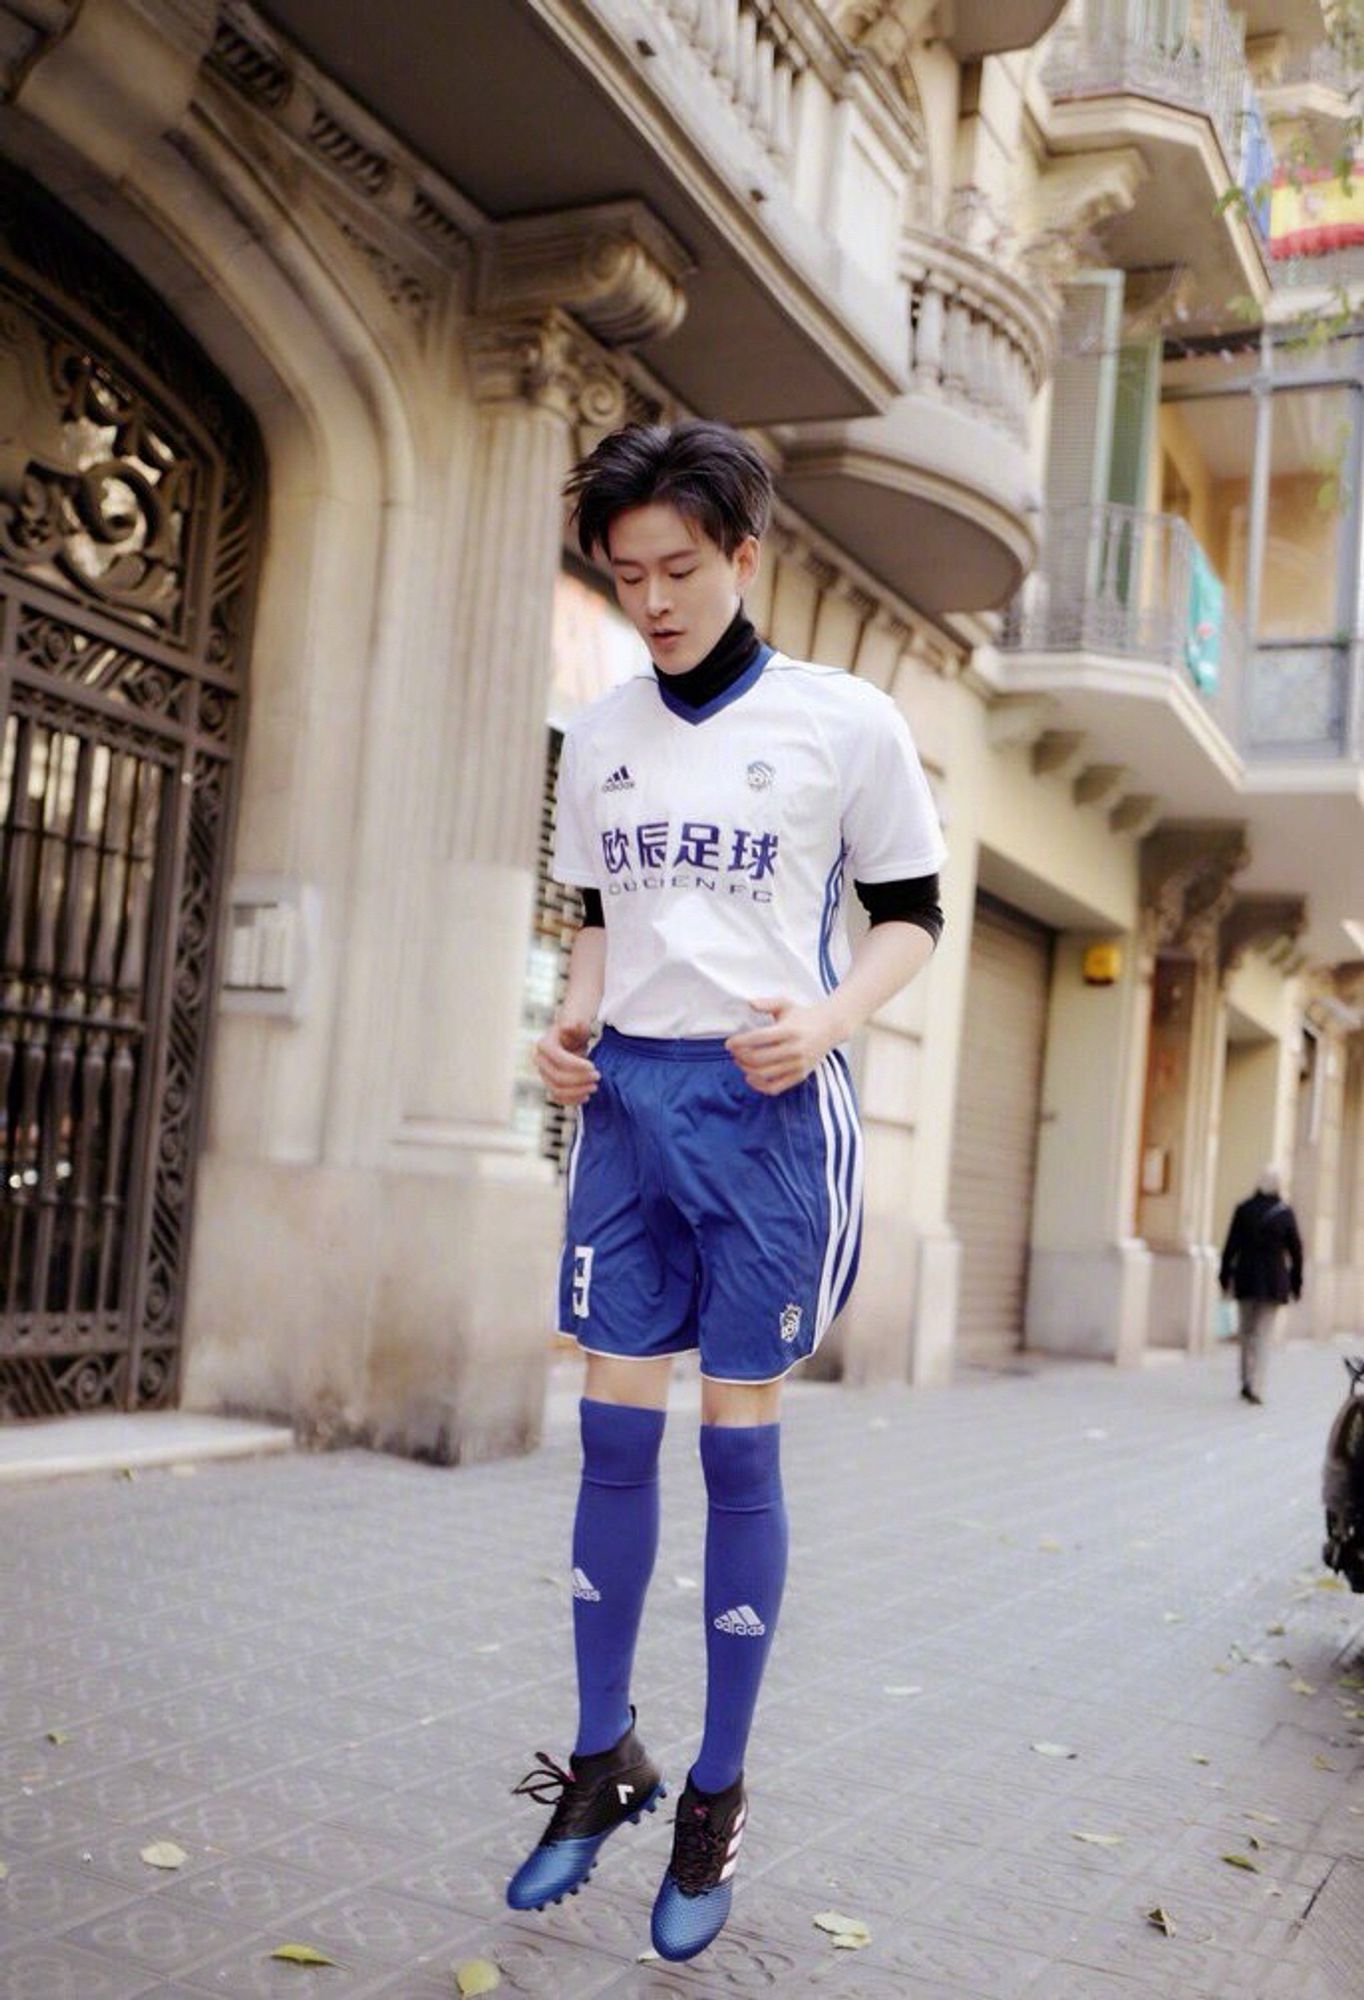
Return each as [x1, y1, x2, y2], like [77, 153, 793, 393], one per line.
[948, 893, 1055, 1363]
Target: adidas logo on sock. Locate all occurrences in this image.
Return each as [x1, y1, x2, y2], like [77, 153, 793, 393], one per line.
[713, 1604, 765, 1637]
[571, 1567, 601, 1601]
[601, 764, 635, 792]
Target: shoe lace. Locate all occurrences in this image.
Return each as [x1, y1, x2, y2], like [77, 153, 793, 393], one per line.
[512, 1751, 574, 1808]
[671, 1800, 728, 1894]
[512, 1751, 589, 1841]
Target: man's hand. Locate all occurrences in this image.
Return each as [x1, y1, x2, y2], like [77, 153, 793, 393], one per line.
[725, 995, 838, 1096]
[535, 1018, 599, 1106]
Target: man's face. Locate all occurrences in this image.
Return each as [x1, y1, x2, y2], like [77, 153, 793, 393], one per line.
[605, 502, 758, 674]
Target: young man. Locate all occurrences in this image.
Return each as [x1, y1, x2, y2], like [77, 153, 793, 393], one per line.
[506, 420, 945, 1961]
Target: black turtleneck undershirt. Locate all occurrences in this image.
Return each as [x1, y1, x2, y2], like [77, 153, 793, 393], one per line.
[577, 605, 943, 947]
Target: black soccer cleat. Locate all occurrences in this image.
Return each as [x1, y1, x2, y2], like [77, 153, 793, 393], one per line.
[650, 1771, 747, 1961]
[506, 1712, 665, 1911]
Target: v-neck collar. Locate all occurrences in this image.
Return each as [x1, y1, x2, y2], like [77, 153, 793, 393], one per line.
[655, 643, 775, 726]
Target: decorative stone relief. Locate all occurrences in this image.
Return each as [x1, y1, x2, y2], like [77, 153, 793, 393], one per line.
[464, 310, 629, 437]
[1218, 894, 1307, 976]
[474, 202, 692, 349]
[1140, 825, 1249, 958]
[1024, 148, 1147, 284]
[333, 215, 435, 337]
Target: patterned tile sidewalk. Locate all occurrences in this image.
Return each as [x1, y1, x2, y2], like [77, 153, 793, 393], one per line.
[2, 1339, 1363, 1999]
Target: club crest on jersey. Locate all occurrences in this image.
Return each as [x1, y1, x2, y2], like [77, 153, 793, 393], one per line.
[601, 764, 635, 793]
[779, 1302, 802, 1343]
[746, 759, 775, 790]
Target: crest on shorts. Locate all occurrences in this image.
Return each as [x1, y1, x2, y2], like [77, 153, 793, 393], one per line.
[747, 759, 775, 791]
[779, 1302, 802, 1343]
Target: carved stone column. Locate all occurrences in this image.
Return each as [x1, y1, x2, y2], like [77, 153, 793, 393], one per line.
[1137, 826, 1249, 1353]
[405, 205, 690, 1144]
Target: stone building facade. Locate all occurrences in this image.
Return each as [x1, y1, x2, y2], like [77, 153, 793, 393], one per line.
[1, 0, 1361, 1459]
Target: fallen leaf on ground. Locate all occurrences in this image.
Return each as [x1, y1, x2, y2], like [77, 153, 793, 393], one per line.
[1290, 1680, 1316, 1696]
[1071, 1831, 1124, 1847]
[1031, 1742, 1078, 1759]
[1221, 1853, 1258, 1872]
[813, 1910, 872, 1950]
[139, 1841, 187, 1871]
[1248, 1834, 1264, 1850]
[882, 1685, 923, 1697]
[1212, 1664, 1232, 1676]
[1315, 1576, 1346, 1591]
[636, 1949, 659, 1963]
[1162, 1612, 1183, 1624]
[269, 1944, 339, 1966]
[1245, 1811, 1280, 1825]
[1266, 1622, 1286, 1636]
[474, 1643, 501, 1655]
[1313, 1754, 1336, 1771]
[1145, 1906, 1177, 1936]
[455, 1961, 501, 1995]
[1038, 1537, 1063, 1552]
[1191, 1754, 1211, 1766]
[45, 1730, 69, 1745]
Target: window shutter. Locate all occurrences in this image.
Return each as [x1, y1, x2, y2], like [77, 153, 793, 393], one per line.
[1045, 270, 1126, 515]
[1108, 336, 1162, 511]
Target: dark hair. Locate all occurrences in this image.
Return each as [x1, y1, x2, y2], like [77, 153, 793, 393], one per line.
[565, 420, 773, 560]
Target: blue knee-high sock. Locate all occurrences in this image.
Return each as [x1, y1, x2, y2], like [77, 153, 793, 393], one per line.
[692, 1423, 787, 1795]
[572, 1399, 666, 1758]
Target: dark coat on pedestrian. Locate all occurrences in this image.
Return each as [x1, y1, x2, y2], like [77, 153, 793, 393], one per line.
[1219, 1191, 1304, 1305]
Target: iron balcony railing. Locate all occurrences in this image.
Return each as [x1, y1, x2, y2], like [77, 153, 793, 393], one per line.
[1044, 0, 1257, 189]
[1004, 504, 1364, 761]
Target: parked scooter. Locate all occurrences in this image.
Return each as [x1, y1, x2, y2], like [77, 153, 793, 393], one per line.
[1322, 1356, 1364, 1592]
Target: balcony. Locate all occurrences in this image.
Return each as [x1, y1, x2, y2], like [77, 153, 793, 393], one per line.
[1000, 504, 1245, 792]
[947, 0, 1070, 59]
[1258, 41, 1354, 116]
[999, 502, 1364, 960]
[257, 0, 922, 421]
[1041, 0, 1272, 307]
[779, 229, 1052, 614]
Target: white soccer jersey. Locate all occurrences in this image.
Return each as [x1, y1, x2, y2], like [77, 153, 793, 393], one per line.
[552, 651, 946, 1038]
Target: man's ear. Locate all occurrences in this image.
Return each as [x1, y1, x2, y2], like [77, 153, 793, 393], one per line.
[735, 535, 760, 592]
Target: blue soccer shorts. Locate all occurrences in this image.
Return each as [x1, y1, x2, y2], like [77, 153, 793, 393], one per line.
[557, 1026, 864, 1383]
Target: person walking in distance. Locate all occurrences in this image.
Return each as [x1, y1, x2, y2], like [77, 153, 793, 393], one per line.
[505, 420, 945, 1960]
[1218, 1165, 1304, 1406]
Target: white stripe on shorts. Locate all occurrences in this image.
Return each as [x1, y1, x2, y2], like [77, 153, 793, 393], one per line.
[824, 1053, 865, 1323]
[813, 1059, 859, 1339]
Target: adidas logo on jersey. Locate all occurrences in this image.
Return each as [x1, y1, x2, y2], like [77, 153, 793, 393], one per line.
[713, 1604, 766, 1637]
[779, 1302, 802, 1343]
[571, 1567, 601, 1601]
[601, 764, 635, 792]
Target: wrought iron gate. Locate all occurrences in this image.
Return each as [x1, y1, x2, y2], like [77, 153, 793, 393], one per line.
[0, 167, 262, 1418]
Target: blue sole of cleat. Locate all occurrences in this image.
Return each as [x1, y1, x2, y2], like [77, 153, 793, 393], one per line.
[526, 1782, 668, 1911]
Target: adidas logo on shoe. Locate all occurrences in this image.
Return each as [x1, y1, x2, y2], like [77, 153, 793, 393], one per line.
[712, 1604, 765, 1637]
[571, 1567, 601, 1601]
[601, 764, 635, 792]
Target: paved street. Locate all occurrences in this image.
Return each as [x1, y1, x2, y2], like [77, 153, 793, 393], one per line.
[2, 1340, 1364, 1999]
